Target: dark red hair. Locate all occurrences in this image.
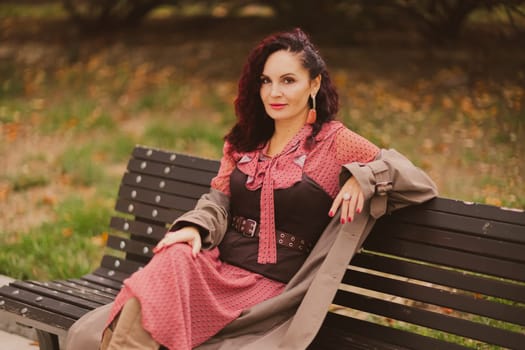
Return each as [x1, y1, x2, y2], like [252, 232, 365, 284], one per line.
[225, 28, 339, 153]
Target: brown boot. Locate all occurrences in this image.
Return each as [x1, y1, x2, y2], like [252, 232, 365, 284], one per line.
[100, 297, 160, 350]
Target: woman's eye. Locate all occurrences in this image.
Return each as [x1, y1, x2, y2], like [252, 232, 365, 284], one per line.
[260, 77, 270, 84]
[283, 77, 295, 84]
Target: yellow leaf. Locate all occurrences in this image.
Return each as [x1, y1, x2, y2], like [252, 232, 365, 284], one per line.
[485, 197, 502, 207]
[91, 232, 109, 246]
[62, 228, 73, 238]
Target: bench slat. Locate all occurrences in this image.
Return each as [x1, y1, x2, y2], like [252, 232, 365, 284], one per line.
[343, 269, 525, 326]
[352, 253, 525, 303]
[109, 217, 166, 242]
[80, 273, 123, 290]
[114, 198, 183, 223]
[92, 267, 129, 284]
[127, 159, 215, 187]
[121, 172, 209, 200]
[391, 208, 525, 244]
[133, 145, 220, 173]
[99, 255, 144, 276]
[49, 280, 116, 301]
[317, 313, 470, 350]
[0, 285, 89, 319]
[418, 197, 525, 226]
[378, 221, 525, 263]
[107, 235, 155, 259]
[333, 290, 525, 349]
[364, 236, 525, 282]
[10, 281, 105, 309]
[67, 278, 119, 296]
[0, 299, 75, 333]
[118, 184, 197, 212]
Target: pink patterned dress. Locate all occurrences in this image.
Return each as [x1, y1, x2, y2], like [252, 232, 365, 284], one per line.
[106, 121, 378, 349]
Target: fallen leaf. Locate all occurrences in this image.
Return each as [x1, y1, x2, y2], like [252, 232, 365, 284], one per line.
[62, 228, 73, 238]
[0, 183, 10, 202]
[91, 232, 109, 246]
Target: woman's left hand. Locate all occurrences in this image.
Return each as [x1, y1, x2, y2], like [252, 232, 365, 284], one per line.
[329, 176, 364, 224]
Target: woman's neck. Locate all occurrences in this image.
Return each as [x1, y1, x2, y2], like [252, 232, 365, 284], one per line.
[266, 118, 306, 157]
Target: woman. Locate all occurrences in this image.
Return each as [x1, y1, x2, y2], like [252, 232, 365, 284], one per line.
[66, 28, 437, 350]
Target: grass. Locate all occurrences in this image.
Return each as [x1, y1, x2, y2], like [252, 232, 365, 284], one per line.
[0, 195, 112, 280]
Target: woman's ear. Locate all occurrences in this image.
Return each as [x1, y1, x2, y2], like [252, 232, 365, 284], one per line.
[311, 74, 321, 95]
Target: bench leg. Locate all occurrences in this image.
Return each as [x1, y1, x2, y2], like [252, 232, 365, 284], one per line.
[36, 330, 60, 350]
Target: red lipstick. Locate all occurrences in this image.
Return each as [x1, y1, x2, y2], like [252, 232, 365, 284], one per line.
[270, 103, 286, 110]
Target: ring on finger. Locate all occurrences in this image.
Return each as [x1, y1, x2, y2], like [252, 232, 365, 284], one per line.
[342, 192, 351, 201]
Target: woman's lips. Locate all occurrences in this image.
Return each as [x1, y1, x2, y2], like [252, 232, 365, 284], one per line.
[270, 103, 286, 110]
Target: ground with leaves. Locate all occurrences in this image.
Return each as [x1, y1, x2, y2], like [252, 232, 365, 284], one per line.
[0, 12, 524, 280]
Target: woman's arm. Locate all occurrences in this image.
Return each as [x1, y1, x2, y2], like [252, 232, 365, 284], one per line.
[156, 143, 235, 253]
[341, 148, 438, 218]
[329, 127, 437, 221]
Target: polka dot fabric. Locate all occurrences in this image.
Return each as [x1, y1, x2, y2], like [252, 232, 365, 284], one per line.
[224, 121, 379, 264]
[106, 245, 285, 350]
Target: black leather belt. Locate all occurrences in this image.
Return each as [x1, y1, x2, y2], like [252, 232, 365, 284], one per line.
[231, 216, 313, 253]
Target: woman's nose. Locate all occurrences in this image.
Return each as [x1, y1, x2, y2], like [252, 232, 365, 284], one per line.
[270, 84, 282, 97]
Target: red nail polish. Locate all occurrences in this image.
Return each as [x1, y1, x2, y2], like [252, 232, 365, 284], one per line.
[341, 218, 345, 224]
[329, 211, 334, 217]
[348, 217, 352, 223]
[356, 208, 361, 214]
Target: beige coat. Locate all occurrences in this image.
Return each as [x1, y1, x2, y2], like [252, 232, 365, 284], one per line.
[65, 149, 437, 350]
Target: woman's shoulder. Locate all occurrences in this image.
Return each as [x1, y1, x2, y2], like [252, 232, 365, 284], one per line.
[315, 120, 345, 141]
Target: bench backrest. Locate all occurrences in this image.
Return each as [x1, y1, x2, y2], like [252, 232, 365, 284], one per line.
[101, 146, 525, 349]
[314, 198, 525, 349]
[98, 146, 218, 285]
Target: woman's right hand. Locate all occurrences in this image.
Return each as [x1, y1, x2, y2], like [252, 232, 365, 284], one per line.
[153, 226, 202, 257]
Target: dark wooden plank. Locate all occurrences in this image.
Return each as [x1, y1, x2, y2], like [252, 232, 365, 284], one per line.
[127, 159, 215, 187]
[121, 172, 209, 200]
[416, 197, 525, 226]
[0, 298, 75, 331]
[67, 278, 119, 296]
[133, 146, 220, 173]
[351, 253, 525, 304]
[114, 198, 183, 224]
[343, 269, 525, 326]
[386, 208, 525, 244]
[109, 217, 166, 242]
[36, 280, 115, 303]
[0, 285, 89, 319]
[376, 221, 525, 263]
[10, 281, 104, 309]
[106, 235, 155, 259]
[92, 267, 129, 284]
[317, 313, 471, 350]
[363, 236, 525, 282]
[81, 273, 124, 290]
[118, 184, 197, 212]
[333, 290, 525, 349]
[99, 255, 144, 275]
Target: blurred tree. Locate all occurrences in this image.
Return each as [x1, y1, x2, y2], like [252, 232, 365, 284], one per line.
[60, 0, 524, 42]
[62, 0, 172, 29]
[361, 0, 525, 44]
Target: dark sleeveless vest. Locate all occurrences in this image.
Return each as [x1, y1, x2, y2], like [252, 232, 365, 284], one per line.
[219, 168, 333, 283]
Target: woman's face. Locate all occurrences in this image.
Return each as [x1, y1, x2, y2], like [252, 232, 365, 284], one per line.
[259, 50, 320, 124]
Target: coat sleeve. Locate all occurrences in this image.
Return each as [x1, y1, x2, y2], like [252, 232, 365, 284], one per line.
[166, 142, 235, 249]
[340, 148, 438, 218]
[168, 188, 230, 249]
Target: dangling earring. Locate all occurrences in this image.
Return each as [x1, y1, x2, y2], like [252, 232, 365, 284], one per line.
[306, 93, 317, 124]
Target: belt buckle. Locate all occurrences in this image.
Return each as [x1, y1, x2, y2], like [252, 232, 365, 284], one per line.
[243, 219, 257, 238]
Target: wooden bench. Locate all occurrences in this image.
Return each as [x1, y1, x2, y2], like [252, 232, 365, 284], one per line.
[1, 145, 524, 350]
